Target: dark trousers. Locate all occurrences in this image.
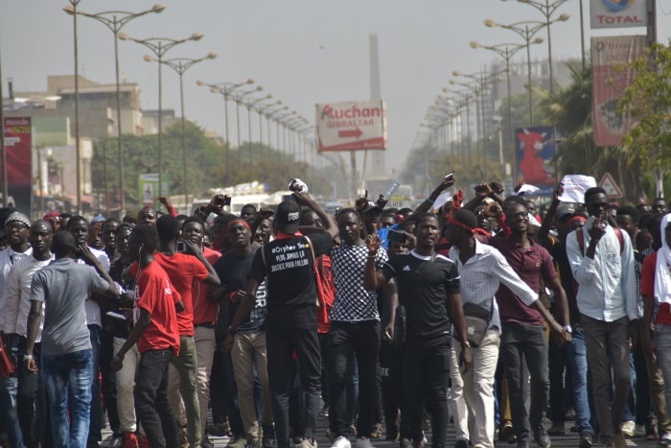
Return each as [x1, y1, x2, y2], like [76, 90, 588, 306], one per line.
[134, 349, 179, 448]
[548, 334, 571, 423]
[501, 323, 549, 442]
[402, 344, 450, 448]
[100, 328, 120, 435]
[88, 324, 103, 442]
[633, 340, 654, 425]
[16, 338, 49, 448]
[328, 321, 380, 438]
[581, 314, 631, 441]
[266, 327, 321, 448]
[380, 339, 409, 440]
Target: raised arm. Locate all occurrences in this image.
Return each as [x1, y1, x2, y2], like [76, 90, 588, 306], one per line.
[363, 234, 391, 291]
[294, 193, 339, 240]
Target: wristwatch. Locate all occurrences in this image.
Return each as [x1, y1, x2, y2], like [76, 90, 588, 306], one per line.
[462, 340, 471, 349]
[563, 325, 573, 333]
[23, 354, 33, 361]
[227, 325, 238, 336]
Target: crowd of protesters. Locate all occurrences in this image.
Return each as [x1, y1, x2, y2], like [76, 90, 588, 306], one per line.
[0, 175, 670, 448]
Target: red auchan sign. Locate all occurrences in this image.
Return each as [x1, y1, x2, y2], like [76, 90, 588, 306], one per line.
[315, 100, 387, 152]
[590, 0, 647, 29]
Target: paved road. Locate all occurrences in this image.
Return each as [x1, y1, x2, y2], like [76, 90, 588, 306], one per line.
[100, 416, 663, 448]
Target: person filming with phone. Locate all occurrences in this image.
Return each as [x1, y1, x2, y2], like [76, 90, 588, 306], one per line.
[566, 187, 638, 448]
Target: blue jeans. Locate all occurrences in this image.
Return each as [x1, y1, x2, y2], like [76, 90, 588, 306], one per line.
[565, 327, 593, 434]
[42, 349, 93, 448]
[0, 338, 24, 448]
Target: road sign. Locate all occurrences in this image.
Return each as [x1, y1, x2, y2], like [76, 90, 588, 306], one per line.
[315, 100, 387, 152]
[598, 172, 623, 198]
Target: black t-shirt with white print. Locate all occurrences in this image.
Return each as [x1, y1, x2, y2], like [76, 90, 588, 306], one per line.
[214, 244, 267, 332]
[381, 250, 460, 348]
[250, 231, 333, 331]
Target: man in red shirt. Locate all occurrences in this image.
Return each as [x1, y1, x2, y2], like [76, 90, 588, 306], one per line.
[111, 224, 181, 448]
[156, 215, 221, 448]
[183, 216, 222, 448]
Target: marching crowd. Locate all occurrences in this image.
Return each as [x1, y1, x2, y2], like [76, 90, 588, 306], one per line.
[0, 175, 670, 448]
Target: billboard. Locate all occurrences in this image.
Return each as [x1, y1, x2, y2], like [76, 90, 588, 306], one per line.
[2, 117, 32, 215]
[138, 173, 170, 207]
[515, 126, 557, 196]
[591, 35, 646, 147]
[590, 0, 647, 29]
[316, 100, 387, 152]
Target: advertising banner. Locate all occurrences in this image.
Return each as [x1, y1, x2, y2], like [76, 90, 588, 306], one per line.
[138, 173, 169, 207]
[316, 100, 387, 152]
[515, 126, 557, 196]
[591, 35, 646, 147]
[590, 0, 647, 29]
[2, 117, 32, 215]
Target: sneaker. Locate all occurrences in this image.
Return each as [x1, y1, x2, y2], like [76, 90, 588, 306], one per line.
[454, 438, 469, 448]
[547, 422, 565, 436]
[121, 432, 139, 448]
[646, 422, 659, 441]
[533, 426, 551, 448]
[202, 435, 215, 448]
[330, 436, 351, 448]
[516, 441, 530, 448]
[578, 431, 593, 448]
[356, 437, 374, 448]
[263, 436, 278, 448]
[348, 426, 358, 437]
[612, 432, 627, 448]
[247, 440, 263, 448]
[660, 433, 671, 447]
[621, 421, 636, 438]
[138, 435, 150, 448]
[298, 439, 318, 448]
[399, 438, 412, 448]
[209, 423, 227, 437]
[370, 424, 383, 439]
[500, 422, 516, 444]
[228, 437, 249, 448]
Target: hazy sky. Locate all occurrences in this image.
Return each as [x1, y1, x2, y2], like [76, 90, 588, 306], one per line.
[2, 1, 670, 176]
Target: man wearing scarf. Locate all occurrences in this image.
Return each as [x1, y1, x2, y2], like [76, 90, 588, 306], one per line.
[641, 213, 671, 446]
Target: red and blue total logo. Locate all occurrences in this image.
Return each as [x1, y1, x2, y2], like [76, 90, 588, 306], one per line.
[601, 0, 635, 12]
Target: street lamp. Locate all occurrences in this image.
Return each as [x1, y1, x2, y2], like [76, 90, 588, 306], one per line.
[470, 39, 543, 185]
[230, 86, 264, 166]
[196, 78, 255, 185]
[501, 0, 571, 91]
[485, 16, 568, 118]
[63, 0, 83, 213]
[119, 31, 203, 199]
[254, 100, 282, 151]
[63, 4, 165, 216]
[144, 53, 216, 212]
[242, 94, 273, 164]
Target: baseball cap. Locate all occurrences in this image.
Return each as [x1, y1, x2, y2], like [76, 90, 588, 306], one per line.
[555, 203, 576, 220]
[276, 200, 301, 234]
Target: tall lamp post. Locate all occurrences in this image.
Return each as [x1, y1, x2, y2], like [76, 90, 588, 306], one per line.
[230, 86, 264, 165]
[63, 4, 165, 216]
[502, 0, 571, 92]
[242, 94, 273, 164]
[256, 100, 282, 150]
[485, 16, 569, 122]
[119, 32, 203, 199]
[144, 53, 216, 212]
[471, 40, 543, 185]
[196, 78, 255, 185]
[64, 0, 83, 213]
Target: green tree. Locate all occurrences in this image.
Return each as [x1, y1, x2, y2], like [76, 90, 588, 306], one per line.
[618, 41, 671, 176]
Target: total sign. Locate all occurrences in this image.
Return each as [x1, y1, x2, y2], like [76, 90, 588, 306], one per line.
[316, 100, 387, 152]
[590, 0, 647, 29]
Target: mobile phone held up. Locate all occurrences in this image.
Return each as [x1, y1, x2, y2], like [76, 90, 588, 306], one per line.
[177, 240, 186, 252]
[444, 172, 455, 182]
[388, 229, 407, 244]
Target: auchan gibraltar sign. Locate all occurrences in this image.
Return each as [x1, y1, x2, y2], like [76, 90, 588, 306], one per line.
[590, 0, 647, 29]
[316, 100, 387, 152]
